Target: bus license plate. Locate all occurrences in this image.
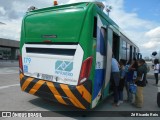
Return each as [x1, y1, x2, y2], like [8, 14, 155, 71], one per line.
[41, 74, 53, 81]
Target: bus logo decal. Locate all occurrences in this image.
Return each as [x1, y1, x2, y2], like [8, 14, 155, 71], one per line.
[55, 61, 73, 76]
[55, 61, 73, 72]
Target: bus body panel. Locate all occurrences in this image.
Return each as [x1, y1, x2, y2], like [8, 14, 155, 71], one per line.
[92, 15, 106, 108]
[22, 44, 83, 85]
[91, 14, 114, 108]
[19, 72, 92, 109]
[23, 4, 87, 43]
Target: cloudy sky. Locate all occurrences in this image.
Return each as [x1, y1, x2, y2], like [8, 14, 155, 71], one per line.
[0, 0, 160, 57]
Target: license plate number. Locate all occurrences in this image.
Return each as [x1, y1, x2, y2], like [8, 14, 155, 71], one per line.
[41, 74, 53, 81]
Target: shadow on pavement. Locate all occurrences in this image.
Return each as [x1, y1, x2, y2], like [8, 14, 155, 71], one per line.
[28, 95, 127, 117]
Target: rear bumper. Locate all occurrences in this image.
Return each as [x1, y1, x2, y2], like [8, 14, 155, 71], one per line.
[19, 73, 92, 109]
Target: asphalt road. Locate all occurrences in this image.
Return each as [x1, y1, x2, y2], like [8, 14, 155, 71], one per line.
[0, 62, 160, 120]
[0, 60, 18, 68]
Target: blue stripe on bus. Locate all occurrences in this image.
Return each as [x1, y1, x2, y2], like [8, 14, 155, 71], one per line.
[96, 27, 106, 56]
[93, 69, 105, 99]
[93, 25, 106, 100]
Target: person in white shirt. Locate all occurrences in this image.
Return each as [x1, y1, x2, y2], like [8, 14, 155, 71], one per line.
[111, 58, 120, 73]
[111, 57, 120, 106]
[153, 59, 159, 85]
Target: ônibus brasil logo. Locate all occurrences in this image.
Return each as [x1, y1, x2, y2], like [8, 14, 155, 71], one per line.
[55, 60, 73, 76]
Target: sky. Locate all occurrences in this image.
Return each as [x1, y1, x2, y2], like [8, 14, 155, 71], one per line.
[0, 0, 160, 58]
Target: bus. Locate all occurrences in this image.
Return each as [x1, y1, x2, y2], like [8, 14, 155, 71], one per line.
[19, 2, 141, 109]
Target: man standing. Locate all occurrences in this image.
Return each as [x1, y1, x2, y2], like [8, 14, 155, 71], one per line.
[111, 57, 120, 106]
[153, 59, 159, 86]
[134, 59, 147, 108]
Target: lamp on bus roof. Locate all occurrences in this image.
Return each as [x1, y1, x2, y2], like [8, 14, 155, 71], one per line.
[27, 6, 37, 12]
[54, 0, 58, 6]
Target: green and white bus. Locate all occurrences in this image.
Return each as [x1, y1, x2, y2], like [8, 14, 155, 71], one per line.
[19, 2, 141, 109]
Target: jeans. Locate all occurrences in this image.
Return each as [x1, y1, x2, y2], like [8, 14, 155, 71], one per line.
[113, 86, 119, 103]
[125, 81, 133, 102]
[119, 91, 123, 101]
[111, 72, 120, 103]
[154, 73, 159, 85]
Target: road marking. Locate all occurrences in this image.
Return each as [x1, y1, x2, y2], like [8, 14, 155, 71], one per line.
[0, 67, 19, 74]
[0, 71, 19, 75]
[0, 84, 19, 90]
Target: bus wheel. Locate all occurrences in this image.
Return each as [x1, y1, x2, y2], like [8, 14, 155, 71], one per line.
[157, 92, 160, 107]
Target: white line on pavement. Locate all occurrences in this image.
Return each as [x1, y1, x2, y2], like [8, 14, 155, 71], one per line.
[0, 72, 19, 75]
[0, 84, 20, 90]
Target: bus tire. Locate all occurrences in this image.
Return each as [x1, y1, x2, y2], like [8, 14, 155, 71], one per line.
[157, 92, 160, 107]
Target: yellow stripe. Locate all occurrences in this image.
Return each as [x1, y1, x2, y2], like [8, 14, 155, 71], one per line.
[46, 82, 67, 105]
[21, 77, 34, 91]
[19, 73, 24, 80]
[76, 85, 91, 103]
[29, 80, 45, 94]
[68, 98, 79, 108]
[60, 84, 85, 109]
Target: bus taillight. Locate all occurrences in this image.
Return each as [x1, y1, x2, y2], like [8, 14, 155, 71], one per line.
[78, 56, 93, 85]
[19, 55, 23, 72]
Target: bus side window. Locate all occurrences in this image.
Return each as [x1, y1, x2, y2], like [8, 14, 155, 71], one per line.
[121, 40, 127, 60]
[93, 17, 97, 38]
[130, 45, 133, 60]
[112, 33, 120, 60]
[133, 47, 136, 59]
[99, 27, 107, 56]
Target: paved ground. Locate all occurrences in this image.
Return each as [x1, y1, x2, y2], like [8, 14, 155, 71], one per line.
[0, 61, 160, 120]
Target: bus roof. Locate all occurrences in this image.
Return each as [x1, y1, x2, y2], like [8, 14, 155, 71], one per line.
[26, 2, 119, 32]
[26, 2, 89, 14]
[24, 2, 138, 50]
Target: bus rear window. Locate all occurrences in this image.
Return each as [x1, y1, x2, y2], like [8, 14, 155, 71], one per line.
[26, 47, 76, 56]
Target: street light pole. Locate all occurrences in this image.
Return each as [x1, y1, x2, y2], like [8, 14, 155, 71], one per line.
[105, 5, 112, 17]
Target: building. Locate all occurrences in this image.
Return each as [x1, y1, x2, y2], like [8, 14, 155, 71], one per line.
[0, 38, 19, 60]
